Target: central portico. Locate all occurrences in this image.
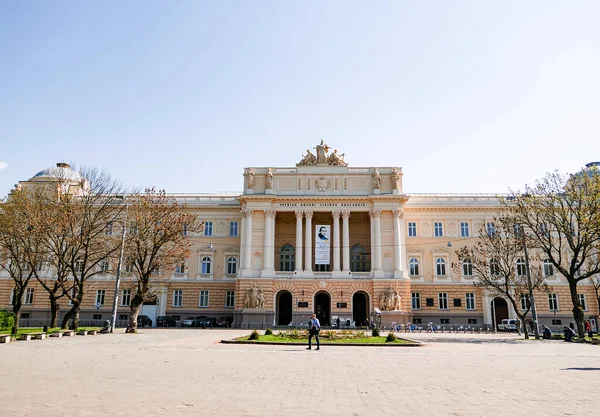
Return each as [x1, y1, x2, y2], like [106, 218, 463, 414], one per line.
[235, 141, 411, 328]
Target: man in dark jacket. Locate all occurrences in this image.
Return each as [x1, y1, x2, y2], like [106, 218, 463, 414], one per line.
[307, 314, 321, 350]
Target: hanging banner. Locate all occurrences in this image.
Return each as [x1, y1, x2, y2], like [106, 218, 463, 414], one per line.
[315, 225, 330, 265]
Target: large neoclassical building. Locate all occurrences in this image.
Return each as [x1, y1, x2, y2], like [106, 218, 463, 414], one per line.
[1, 142, 598, 330]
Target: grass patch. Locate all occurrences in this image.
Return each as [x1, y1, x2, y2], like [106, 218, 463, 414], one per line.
[240, 334, 414, 345]
[0, 327, 101, 337]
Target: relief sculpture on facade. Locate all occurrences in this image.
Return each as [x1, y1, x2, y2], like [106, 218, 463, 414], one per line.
[297, 139, 348, 167]
[244, 283, 265, 309]
[379, 285, 402, 311]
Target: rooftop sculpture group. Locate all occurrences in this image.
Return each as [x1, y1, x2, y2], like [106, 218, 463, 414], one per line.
[297, 139, 348, 167]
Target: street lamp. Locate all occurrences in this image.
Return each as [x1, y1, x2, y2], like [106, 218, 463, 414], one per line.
[110, 196, 128, 333]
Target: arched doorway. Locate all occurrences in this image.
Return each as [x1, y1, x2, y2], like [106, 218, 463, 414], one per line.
[276, 291, 292, 325]
[491, 297, 508, 327]
[314, 292, 331, 326]
[352, 291, 369, 326]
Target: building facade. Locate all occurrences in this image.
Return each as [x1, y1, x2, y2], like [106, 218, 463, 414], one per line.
[1, 142, 599, 330]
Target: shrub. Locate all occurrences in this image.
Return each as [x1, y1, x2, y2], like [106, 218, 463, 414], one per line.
[386, 332, 397, 342]
[265, 328, 273, 335]
[372, 327, 380, 337]
[248, 330, 260, 340]
[0, 310, 15, 330]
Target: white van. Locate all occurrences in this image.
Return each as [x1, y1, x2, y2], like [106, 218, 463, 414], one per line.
[497, 319, 517, 332]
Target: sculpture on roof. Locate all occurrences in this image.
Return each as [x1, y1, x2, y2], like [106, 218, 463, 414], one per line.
[265, 168, 273, 189]
[391, 168, 400, 190]
[296, 140, 348, 166]
[244, 168, 255, 189]
[372, 168, 381, 189]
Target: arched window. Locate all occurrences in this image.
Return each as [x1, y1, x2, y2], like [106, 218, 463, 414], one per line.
[226, 256, 238, 275]
[462, 259, 473, 276]
[351, 244, 368, 272]
[201, 256, 212, 274]
[543, 259, 553, 277]
[409, 258, 420, 276]
[516, 258, 526, 276]
[279, 244, 295, 271]
[489, 259, 500, 276]
[435, 257, 446, 276]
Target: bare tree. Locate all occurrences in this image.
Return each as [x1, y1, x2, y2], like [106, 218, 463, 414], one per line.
[590, 276, 600, 317]
[505, 168, 600, 337]
[124, 189, 202, 333]
[0, 189, 46, 334]
[455, 215, 549, 339]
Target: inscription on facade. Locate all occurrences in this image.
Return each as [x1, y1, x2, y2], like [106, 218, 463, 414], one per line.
[279, 203, 367, 207]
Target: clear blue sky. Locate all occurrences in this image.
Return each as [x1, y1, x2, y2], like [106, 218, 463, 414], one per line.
[1, 1, 599, 196]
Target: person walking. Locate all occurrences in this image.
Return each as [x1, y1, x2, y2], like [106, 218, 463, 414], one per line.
[307, 314, 321, 350]
[515, 318, 521, 336]
[584, 320, 592, 338]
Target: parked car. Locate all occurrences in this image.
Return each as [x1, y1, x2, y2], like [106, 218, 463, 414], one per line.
[216, 316, 233, 328]
[191, 316, 209, 328]
[497, 319, 517, 332]
[181, 316, 197, 327]
[156, 316, 177, 327]
[137, 315, 153, 328]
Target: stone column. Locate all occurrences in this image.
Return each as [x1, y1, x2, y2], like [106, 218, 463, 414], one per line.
[304, 211, 313, 275]
[241, 209, 253, 277]
[239, 213, 246, 274]
[332, 211, 341, 274]
[392, 209, 406, 278]
[295, 210, 303, 274]
[261, 210, 276, 277]
[371, 209, 383, 278]
[342, 211, 351, 275]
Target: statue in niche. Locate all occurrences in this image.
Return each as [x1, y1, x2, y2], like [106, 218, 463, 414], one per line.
[256, 289, 265, 309]
[379, 285, 402, 311]
[391, 168, 400, 190]
[314, 139, 330, 164]
[244, 283, 261, 309]
[245, 168, 255, 189]
[297, 149, 317, 166]
[328, 149, 348, 166]
[265, 168, 273, 189]
[372, 168, 381, 189]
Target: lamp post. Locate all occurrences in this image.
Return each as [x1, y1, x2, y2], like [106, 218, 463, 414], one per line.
[110, 196, 128, 333]
[521, 227, 540, 339]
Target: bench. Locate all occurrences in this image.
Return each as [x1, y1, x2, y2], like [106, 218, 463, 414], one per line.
[50, 330, 76, 338]
[87, 330, 98, 335]
[77, 330, 88, 336]
[0, 333, 12, 343]
[20, 332, 46, 341]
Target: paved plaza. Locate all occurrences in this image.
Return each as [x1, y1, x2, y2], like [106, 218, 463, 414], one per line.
[1, 330, 599, 416]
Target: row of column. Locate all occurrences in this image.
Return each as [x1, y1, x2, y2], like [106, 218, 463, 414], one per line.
[240, 208, 406, 278]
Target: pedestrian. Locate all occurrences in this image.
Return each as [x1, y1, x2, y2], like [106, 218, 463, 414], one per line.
[515, 318, 521, 336]
[584, 320, 592, 338]
[336, 317, 341, 330]
[307, 314, 320, 350]
[569, 321, 575, 331]
[541, 325, 552, 339]
[563, 326, 576, 342]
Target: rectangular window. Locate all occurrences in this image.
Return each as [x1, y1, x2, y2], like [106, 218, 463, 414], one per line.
[105, 222, 113, 235]
[199, 290, 209, 308]
[24, 288, 34, 305]
[408, 222, 417, 237]
[520, 293, 531, 311]
[173, 290, 183, 308]
[93, 314, 102, 320]
[486, 222, 496, 237]
[204, 221, 213, 236]
[453, 298, 462, 307]
[468, 318, 478, 324]
[440, 318, 450, 324]
[438, 293, 448, 310]
[548, 293, 559, 312]
[121, 289, 131, 306]
[460, 222, 469, 237]
[426, 298, 434, 307]
[118, 314, 128, 321]
[225, 290, 235, 308]
[411, 292, 421, 310]
[552, 319, 562, 326]
[434, 222, 443, 237]
[182, 224, 188, 236]
[96, 290, 105, 306]
[100, 260, 109, 273]
[229, 221, 239, 236]
[465, 293, 475, 310]
[175, 263, 186, 274]
[413, 318, 422, 324]
[578, 294, 587, 311]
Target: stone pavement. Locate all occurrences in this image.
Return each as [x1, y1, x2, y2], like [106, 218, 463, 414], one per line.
[1, 329, 598, 416]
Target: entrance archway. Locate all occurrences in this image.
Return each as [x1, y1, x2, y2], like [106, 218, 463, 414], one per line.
[352, 291, 369, 326]
[314, 292, 331, 326]
[276, 291, 292, 325]
[491, 297, 508, 326]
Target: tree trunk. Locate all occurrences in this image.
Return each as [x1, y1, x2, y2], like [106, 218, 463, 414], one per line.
[49, 294, 60, 329]
[72, 307, 80, 331]
[12, 309, 22, 336]
[61, 307, 73, 329]
[519, 314, 530, 340]
[568, 281, 585, 337]
[127, 302, 142, 333]
[12, 288, 26, 335]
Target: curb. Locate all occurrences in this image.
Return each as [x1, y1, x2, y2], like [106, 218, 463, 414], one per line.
[220, 339, 424, 347]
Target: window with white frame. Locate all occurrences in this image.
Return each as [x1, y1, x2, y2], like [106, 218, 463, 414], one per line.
[489, 259, 500, 276]
[173, 290, 183, 307]
[438, 292, 448, 310]
[435, 257, 447, 276]
[75, 259, 84, 273]
[226, 290, 235, 308]
[105, 222, 113, 235]
[540, 223, 549, 236]
[125, 261, 133, 273]
[462, 259, 473, 276]
[543, 259, 554, 277]
[24, 288, 34, 305]
[201, 256, 212, 274]
[486, 222, 496, 237]
[520, 293, 530, 311]
[204, 221, 213, 236]
[465, 293, 475, 310]
[548, 293, 558, 312]
[409, 258, 420, 276]
[199, 290, 209, 308]
[99, 260, 110, 273]
[175, 263, 186, 274]
[434, 222, 443, 237]
[229, 221, 239, 236]
[578, 293, 587, 311]
[516, 258, 526, 276]
[96, 289, 106, 306]
[460, 222, 469, 237]
[411, 292, 421, 309]
[513, 223, 521, 237]
[408, 222, 417, 237]
[121, 289, 131, 306]
[226, 256, 238, 275]
[182, 224, 188, 236]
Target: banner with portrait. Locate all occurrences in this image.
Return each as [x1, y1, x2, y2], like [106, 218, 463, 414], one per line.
[315, 225, 330, 265]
